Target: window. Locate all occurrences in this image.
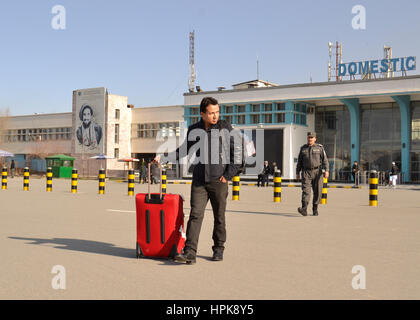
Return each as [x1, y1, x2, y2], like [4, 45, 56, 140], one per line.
[115, 124, 119, 144]
[190, 108, 199, 115]
[251, 114, 260, 124]
[264, 103, 272, 111]
[252, 104, 260, 112]
[276, 113, 285, 123]
[191, 117, 199, 124]
[114, 148, 119, 159]
[115, 109, 120, 120]
[264, 114, 272, 123]
[225, 105, 233, 114]
[276, 103, 285, 111]
[237, 115, 245, 124]
[224, 115, 233, 124]
[237, 105, 246, 113]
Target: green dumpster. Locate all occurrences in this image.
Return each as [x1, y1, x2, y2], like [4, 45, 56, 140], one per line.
[45, 154, 75, 178]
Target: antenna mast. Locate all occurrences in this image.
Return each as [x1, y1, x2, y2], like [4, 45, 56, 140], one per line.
[188, 31, 196, 93]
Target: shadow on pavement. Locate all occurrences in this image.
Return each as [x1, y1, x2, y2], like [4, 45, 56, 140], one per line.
[185, 207, 300, 218]
[8, 236, 135, 259]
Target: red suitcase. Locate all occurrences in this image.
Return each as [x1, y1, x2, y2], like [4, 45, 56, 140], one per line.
[135, 163, 186, 258]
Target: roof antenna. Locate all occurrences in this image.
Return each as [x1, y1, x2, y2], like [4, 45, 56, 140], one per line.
[256, 53, 260, 80]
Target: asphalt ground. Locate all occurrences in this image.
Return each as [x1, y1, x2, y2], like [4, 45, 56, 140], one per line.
[0, 177, 419, 299]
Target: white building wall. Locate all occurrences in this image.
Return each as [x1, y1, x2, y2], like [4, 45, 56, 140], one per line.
[105, 94, 131, 172]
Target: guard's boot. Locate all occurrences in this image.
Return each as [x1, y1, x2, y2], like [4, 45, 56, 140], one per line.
[297, 207, 307, 216]
[313, 204, 319, 216]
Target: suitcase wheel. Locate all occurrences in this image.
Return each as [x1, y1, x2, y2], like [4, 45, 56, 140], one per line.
[136, 242, 144, 259]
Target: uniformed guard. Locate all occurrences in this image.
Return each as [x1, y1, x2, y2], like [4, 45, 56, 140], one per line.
[296, 132, 329, 216]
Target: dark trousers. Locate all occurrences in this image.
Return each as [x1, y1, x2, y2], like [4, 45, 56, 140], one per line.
[301, 169, 323, 208]
[185, 181, 229, 254]
[257, 174, 269, 187]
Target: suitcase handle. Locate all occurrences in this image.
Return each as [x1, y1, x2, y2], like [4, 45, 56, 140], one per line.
[148, 161, 163, 201]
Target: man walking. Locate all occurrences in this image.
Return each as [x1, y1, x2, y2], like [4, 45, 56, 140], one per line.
[155, 97, 240, 264]
[296, 132, 329, 216]
[352, 161, 360, 186]
[389, 161, 399, 188]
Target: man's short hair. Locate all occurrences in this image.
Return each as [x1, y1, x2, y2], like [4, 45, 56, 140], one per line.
[200, 97, 219, 113]
[79, 104, 94, 121]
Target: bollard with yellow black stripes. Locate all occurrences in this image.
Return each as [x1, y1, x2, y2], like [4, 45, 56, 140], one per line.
[2, 167, 7, 190]
[320, 177, 328, 205]
[71, 169, 78, 194]
[162, 169, 167, 194]
[98, 169, 105, 194]
[23, 167, 29, 191]
[128, 169, 135, 196]
[46, 167, 53, 192]
[369, 170, 378, 207]
[273, 170, 281, 202]
[232, 175, 240, 201]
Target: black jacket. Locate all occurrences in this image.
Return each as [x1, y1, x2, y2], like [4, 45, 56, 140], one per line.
[391, 165, 399, 175]
[176, 119, 240, 184]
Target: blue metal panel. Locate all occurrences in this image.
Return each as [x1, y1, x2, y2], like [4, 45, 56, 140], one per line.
[392, 95, 411, 183]
[340, 98, 360, 166]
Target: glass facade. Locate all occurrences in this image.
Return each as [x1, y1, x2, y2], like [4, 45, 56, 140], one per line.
[411, 101, 420, 182]
[315, 106, 351, 181]
[360, 103, 401, 172]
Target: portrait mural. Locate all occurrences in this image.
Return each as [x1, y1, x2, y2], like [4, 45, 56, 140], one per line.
[74, 88, 106, 154]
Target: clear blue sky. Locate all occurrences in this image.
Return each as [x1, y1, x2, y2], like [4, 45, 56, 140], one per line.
[1, 0, 419, 115]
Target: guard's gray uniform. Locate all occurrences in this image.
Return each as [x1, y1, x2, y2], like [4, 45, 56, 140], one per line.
[296, 143, 329, 208]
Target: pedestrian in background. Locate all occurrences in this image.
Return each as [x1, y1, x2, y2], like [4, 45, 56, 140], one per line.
[352, 161, 360, 186]
[10, 160, 15, 178]
[257, 161, 270, 187]
[389, 161, 399, 188]
[296, 132, 329, 216]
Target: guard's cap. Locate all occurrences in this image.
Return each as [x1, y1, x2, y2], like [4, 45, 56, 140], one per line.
[307, 132, 316, 138]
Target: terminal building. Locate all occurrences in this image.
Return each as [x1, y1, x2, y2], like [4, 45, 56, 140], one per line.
[1, 75, 420, 182]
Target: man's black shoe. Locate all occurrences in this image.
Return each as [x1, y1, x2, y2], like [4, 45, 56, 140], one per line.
[313, 205, 319, 216]
[212, 251, 223, 261]
[298, 207, 307, 216]
[174, 251, 196, 264]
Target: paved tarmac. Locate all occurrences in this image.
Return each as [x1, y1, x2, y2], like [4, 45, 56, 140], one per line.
[0, 177, 419, 299]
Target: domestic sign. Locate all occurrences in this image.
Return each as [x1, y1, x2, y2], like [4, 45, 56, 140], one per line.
[339, 56, 416, 77]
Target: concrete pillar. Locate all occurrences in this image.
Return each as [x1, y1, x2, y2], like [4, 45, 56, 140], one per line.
[392, 95, 411, 183]
[340, 98, 360, 166]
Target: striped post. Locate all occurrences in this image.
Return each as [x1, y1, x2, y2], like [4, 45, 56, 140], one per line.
[71, 169, 78, 194]
[128, 169, 135, 196]
[320, 177, 328, 205]
[232, 175, 240, 201]
[46, 167, 53, 192]
[98, 169, 105, 195]
[2, 167, 7, 190]
[273, 170, 281, 202]
[162, 169, 167, 194]
[23, 167, 29, 191]
[369, 170, 378, 207]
